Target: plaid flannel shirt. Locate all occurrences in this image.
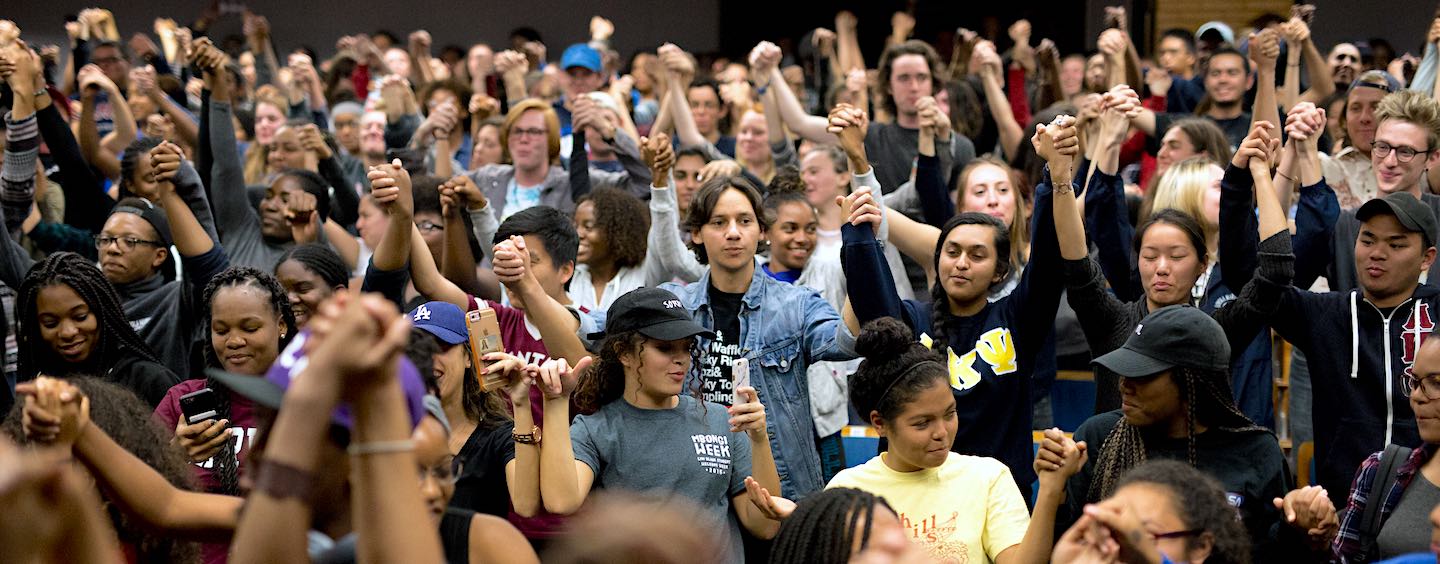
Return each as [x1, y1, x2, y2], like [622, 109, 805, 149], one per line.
[1332, 443, 1437, 563]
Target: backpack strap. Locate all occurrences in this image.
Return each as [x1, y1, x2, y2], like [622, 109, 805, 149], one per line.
[1358, 443, 1414, 558]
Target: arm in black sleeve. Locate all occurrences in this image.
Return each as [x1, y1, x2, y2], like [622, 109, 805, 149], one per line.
[841, 221, 906, 325]
[197, 89, 213, 198]
[361, 259, 412, 311]
[36, 103, 112, 233]
[1213, 231, 1295, 361]
[914, 153, 954, 227]
[1082, 165, 1141, 302]
[384, 114, 421, 150]
[1292, 178, 1340, 289]
[1010, 170, 1067, 353]
[1218, 163, 1260, 293]
[319, 156, 358, 229]
[569, 128, 591, 203]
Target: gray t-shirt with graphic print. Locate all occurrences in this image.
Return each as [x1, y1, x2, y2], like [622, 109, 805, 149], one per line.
[571, 394, 752, 563]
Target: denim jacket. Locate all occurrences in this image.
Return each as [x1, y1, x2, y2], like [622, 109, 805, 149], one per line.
[661, 263, 858, 498]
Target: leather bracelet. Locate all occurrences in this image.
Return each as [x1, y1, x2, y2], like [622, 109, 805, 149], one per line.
[347, 439, 415, 456]
[253, 460, 315, 501]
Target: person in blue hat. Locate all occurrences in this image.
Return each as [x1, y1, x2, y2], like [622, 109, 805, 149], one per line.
[555, 43, 606, 137]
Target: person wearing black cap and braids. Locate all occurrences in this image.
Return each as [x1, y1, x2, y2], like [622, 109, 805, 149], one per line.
[508, 287, 783, 564]
[0, 140, 229, 383]
[1064, 305, 1337, 563]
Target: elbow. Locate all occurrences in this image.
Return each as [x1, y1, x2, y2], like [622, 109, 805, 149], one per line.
[511, 498, 540, 519]
[542, 497, 581, 516]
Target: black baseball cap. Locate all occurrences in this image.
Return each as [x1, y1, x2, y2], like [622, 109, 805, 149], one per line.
[1358, 192, 1439, 248]
[588, 287, 714, 342]
[1093, 305, 1230, 378]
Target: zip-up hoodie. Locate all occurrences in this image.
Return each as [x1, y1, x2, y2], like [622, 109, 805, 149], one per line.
[1272, 285, 1432, 507]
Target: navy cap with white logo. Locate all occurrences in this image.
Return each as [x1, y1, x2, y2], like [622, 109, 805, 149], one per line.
[590, 287, 714, 342]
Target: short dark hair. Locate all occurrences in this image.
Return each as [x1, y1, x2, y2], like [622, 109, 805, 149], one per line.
[1160, 28, 1196, 54]
[1205, 47, 1249, 76]
[851, 317, 948, 421]
[418, 78, 474, 117]
[575, 188, 649, 269]
[683, 175, 769, 265]
[509, 26, 542, 44]
[494, 205, 579, 270]
[1135, 209, 1210, 269]
[410, 175, 443, 217]
[877, 40, 945, 117]
[686, 79, 724, 107]
[676, 146, 713, 163]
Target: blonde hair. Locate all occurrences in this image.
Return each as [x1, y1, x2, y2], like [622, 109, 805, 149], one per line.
[245, 88, 289, 184]
[501, 99, 562, 165]
[1150, 156, 1220, 242]
[1376, 89, 1440, 151]
[955, 156, 1030, 266]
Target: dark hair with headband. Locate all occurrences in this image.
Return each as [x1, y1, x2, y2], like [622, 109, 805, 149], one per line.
[850, 317, 948, 421]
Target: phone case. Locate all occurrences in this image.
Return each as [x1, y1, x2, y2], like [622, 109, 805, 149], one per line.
[466, 305, 506, 391]
[179, 388, 219, 424]
[732, 357, 751, 405]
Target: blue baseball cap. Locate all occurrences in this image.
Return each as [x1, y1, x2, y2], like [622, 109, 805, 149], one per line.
[561, 43, 603, 73]
[208, 328, 428, 431]
[409, 301, 468, 345]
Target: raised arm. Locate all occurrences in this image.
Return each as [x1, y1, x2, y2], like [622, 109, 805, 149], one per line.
[976, 42, 1024, 159]
[98, 68, 139, 156]
[534, 358, 596, 515]
[193, 38, 258, 242]
[151, 141, 214, 257]
[495, 49, 529, 105]
[440, 176, 500, 300]
[76, 66, 122, 181]
[659, 44, 707, 148]
[3, 52, 42, 234]
[1248, 29, 1282, 143]
[493, 236, 586, 365]
[756, 44, 837, 144]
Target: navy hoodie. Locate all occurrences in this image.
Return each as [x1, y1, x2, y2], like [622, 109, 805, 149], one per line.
[841, 169, 1065, 494]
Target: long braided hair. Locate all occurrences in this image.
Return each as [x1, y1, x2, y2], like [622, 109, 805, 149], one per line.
[1087, 367, 1267, 503]
[16, 252, 162, 380]
[769, 488, 896, 564]
[927, 212, 1013, 346]
[200, 267, 297, 495]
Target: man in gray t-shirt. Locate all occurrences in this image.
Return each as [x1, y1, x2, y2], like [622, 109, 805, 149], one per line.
[571, 394, 752, 562]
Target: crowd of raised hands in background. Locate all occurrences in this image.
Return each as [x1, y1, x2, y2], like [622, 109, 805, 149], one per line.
[7, 2, 1440, 563]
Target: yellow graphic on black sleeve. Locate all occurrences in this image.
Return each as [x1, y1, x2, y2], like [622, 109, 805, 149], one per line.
[944, 328, 1018, 391]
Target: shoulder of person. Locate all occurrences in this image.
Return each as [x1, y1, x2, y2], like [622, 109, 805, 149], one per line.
[1074, 409, 1124, 444]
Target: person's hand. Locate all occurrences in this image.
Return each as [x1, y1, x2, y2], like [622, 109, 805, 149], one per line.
[658, 43, 694, 85]
[1430, 18, 1440, 45]
[0, 431, 109, 560]
[891, 11, 916, 40]
[408, 30, 432, 55]
[531, 356, 592, 401]
[641, 133, 676, 181]
[916, 96, 950, 140]
[1249, 29, 1281, 70]
[494, 49, 528, 77]
[144, 114, 175, 142]
[173, 416, 232, 463]
[242, 11, 270, 42]
[1037, 38, 1060, 69]
[836, 11, 858, 33]
[190, 36, 229, 75]
[729, 386, 767, 435]
[590, 16, 615, 41]
[812, 28, 837, 55]
[1274, 486, 1338, 544]
[286, 190, 320, 244]
[521, 41, 546, 67]
[1100, 84, 1141, 138]
[492, 235, 533, 286]
[837, 186, 882, 233]
[1034, 428, 1088, 489]
[77, 64, 114, 97]
[483, 351, 532, 406]
[1104, 6, 1128, 32]
[1084, 499, 1166, 564]
[185, 77, 204, 101]
[288, 52, 319, 86]
[570, 94, 596, 133]
[973, 41, 1003, 80]
[420, 100, 459, 142]
[1097, 29, 1127, 59]
[441, 175, 487, 212]
[1389, 55, 1418, 86]
[1052, 514, 1123, 564]
[37, 45, 59, 67]
[1033, 115, 1080, 179]
[128, 32, 160, 61]
[65, 20, 84, 43]
[0, 20, 17, 49]
[130, 65, 160, 99]
[368, 159, 414, 218]
[827, 103, 869, 160]
[148, 140, 184, 197]
[719, 80, 752, 108]
[1009, 19, 1036, 72]
[1281, 17, 1312, 46]
[1233, 121, 1280, 174]
[748, 41, 782, 81]
[468, 92, 500, 120]
[304, 293, 413, 397]
[744, 476, 796, 521]
[298, 124, 333, 161]
[844, 68, 867, 97]
[1144, 65, 1172, 98]
[699, 159, 742, 183]
[1285, 101, 1326, 154]
[2, 42, 39, 91]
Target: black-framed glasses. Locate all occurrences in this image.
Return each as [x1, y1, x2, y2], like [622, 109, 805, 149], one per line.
[1406, 373, 1440, 400]
[94, 235, 164, 252]
[1372, 141, 1432, 163]
[1151, 528, 1205, 541]
[416, 220, 444, 233]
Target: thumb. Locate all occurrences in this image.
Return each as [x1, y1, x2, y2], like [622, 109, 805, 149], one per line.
[571, 356, 594, 375]
[390, 158, 403, 170]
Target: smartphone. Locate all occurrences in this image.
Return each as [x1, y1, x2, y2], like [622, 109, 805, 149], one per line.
[179, 388, 220, 425]
[466, 305, 506, 391]
[732, 357, 751, 405]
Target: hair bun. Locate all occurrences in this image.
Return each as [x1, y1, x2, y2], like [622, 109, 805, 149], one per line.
[855, 317, 915, 361]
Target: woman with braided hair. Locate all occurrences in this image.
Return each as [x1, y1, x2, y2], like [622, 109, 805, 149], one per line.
[15, 251, 179, 407]
[767, 488, 910, 564]
[151, 267, 296, 564]
[275, 243, 351, 328]
[748, 317, 1084, 564]
[1063, 305, 1335, 563]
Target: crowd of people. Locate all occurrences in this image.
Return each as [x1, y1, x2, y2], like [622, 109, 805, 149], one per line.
[4, 2, 1440, 563]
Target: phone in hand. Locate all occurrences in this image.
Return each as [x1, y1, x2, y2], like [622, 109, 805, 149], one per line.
[732, 357, 751, 406]
[466, 305, 506, 391]
[179, 388, 220, 425]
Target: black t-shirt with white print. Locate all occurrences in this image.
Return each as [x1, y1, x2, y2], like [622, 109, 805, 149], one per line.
[701, 284, 744, 406]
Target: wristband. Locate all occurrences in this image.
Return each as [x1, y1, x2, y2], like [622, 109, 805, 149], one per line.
[347, 439, 415, 456]
[253, 460, 315, 500]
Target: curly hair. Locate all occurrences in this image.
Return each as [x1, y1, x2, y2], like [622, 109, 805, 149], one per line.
[769, 488, 896, 564]
[1087, 367, 1267, 504]
[2, 377, 201, 564]
[200, 267, 297, 495]
[1115, 460, 1253, 564]
[16, 252, 163, 380]
[927, 213, 1012, 346]
[576, 188, 649, 269]
[850, 317, 949, 422]
[682, 175, 771, 265]
[574, 330, 703, 416]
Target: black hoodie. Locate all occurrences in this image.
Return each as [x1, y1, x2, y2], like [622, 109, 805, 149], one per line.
[1273, 285, 1433, 507]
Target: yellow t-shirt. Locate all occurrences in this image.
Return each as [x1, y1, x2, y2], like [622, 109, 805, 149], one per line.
[826, 452, 1029, 564]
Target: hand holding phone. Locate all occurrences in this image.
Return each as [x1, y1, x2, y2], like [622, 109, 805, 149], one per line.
[179, 388, 219, 424]
[732, 357, 751, 406]
[466, 304, 506, 391]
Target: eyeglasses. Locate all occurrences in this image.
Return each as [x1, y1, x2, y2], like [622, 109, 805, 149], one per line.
[1406, 373, 1440, 400]
[510, 127, 547, 139]
[94, 235, 164, 252]
[1151, 528, 1205, 541]
[416, 220, 444, 233]
[673, 170, 702, 182]
[1372, 141, 1432, 163]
